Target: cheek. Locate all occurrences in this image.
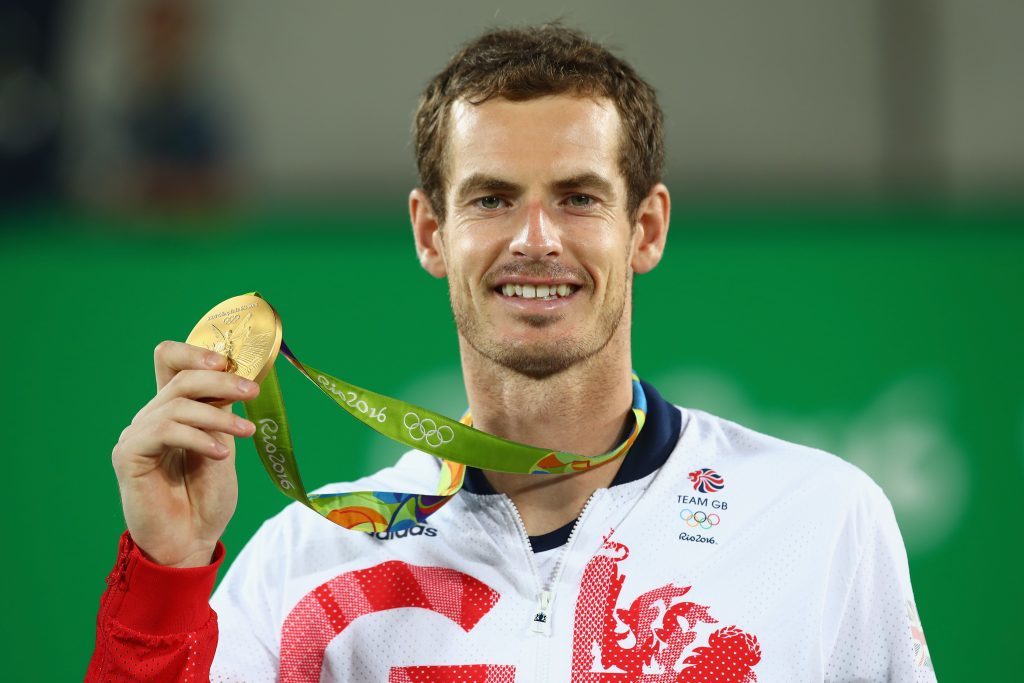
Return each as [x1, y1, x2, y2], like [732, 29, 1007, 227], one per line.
[445, 242, 493, 304]
[451, 229, 504, 276]
[579, 236, 630, 292]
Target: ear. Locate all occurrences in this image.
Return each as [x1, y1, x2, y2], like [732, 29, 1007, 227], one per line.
[630, 183, 670, 274]
[409, 188, 447, 278]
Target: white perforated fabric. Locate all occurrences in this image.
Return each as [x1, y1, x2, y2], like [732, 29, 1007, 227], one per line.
[209, 408, 936, 682]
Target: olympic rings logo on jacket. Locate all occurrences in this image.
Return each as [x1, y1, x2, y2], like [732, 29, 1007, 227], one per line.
[680, 509, 720, 530]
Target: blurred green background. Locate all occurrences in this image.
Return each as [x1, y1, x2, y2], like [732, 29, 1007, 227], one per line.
[2, 204, 1021, 680]
[3, 1, 1024, 679]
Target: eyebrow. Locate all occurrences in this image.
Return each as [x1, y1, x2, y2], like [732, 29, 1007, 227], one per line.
[454, 174, 523, 203]
[453, 172, 618, 203]
[552, 172, 616, 200]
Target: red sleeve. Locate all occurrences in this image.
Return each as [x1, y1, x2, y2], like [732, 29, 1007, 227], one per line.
[86, 532, 225, 682]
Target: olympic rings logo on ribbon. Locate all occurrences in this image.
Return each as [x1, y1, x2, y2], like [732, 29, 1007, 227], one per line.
[680, 508, 720, 530]
[403, 412, 455, 449]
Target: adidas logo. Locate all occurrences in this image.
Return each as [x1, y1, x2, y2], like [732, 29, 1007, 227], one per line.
[372, 525, 438, 541]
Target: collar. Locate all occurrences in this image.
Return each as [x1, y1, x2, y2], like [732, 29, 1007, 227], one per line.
[461, 379, 682, 552]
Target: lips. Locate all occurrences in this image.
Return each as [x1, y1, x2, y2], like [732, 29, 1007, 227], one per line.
[496, 282, 580, 300]
[486, 264, 590, 312]
[490, 281, 582, 316]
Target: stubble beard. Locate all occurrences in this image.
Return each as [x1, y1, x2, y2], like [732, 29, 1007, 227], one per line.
[449, 273, 631, 380]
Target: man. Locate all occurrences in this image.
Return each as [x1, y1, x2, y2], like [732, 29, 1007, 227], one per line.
[88, 24, 935, 682]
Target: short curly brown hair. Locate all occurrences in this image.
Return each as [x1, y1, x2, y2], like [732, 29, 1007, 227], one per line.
[413, 23, 664, 225]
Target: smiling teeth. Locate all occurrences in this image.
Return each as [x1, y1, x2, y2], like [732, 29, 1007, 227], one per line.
[500, 283, 577, 299]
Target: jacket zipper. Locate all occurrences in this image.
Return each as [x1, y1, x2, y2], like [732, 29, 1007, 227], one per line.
[503, 491, 601, 637]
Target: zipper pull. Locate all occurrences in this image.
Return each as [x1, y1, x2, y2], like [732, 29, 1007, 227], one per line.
[530, 589, 553, 635]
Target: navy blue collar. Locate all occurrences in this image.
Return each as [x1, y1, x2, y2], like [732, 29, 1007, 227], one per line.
[461, 380, 681, 552]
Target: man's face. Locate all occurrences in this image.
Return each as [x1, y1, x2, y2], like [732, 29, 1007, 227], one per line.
[431, 95, 641, 379]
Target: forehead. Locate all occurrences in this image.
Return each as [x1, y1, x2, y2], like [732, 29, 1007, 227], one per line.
[446, 95, 622, 183]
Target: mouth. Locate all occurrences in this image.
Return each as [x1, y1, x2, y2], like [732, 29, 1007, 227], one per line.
[494, 281, 581, 301]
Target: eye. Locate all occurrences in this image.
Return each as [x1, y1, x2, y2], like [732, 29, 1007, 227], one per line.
[567, 194, 594, 208]
[477, 196, 503, 210]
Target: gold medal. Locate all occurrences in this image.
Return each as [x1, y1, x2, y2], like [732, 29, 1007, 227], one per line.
[185, 294, 282, 383]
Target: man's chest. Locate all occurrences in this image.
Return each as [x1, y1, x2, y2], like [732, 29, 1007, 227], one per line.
[271, 491, 833, 682]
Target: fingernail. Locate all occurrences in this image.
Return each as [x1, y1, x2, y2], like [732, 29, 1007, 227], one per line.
[238, 379, 257, 393]
[213, 442, 229, 456]
[235, 417, 254, 434]
[205, 353, 222, 368]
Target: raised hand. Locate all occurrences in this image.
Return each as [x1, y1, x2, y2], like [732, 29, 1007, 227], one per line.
[111, 341, 259, 567]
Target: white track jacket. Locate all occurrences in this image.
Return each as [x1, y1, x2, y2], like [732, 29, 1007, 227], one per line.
[208, 397, 937, 682]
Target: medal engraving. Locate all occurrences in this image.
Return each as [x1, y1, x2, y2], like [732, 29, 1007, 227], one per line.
[186, 294, 282, 383]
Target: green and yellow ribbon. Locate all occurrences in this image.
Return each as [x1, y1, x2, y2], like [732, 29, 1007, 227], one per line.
[241, 295, 647, 533]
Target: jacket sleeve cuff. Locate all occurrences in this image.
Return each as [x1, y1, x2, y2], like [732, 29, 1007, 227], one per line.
[106, 531, 225, 635]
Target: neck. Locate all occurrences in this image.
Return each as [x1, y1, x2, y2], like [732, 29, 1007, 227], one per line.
[458, 323, 635, 534]
[461, 335, 634, 457]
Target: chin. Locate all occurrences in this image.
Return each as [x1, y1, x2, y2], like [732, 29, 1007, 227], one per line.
[492, 349, 581, 380]
[453, 295, 627, 379]
[482, 334, 596, 380]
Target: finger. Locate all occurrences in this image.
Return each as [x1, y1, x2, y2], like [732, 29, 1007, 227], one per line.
[130, 419, 234, 461]
[158, 397, 256, 439]
[154, 340, 227, 391]
[138, 369, 259, 420]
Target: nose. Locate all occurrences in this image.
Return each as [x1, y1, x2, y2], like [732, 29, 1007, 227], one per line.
[509, 201, 562, 260]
